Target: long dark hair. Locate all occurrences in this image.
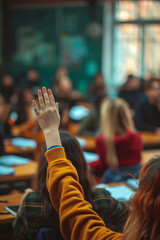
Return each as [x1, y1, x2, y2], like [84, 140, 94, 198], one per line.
[36, 130, 95, 227]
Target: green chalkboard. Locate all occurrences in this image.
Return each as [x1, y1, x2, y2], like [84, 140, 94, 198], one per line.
[7, 4, 103, 92]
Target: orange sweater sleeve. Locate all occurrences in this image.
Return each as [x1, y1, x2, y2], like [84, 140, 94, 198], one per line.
[45, 147, 124, 240]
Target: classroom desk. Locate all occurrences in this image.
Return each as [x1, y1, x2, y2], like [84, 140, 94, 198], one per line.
[0, 160, 38, 182]
[4, 139, 37, 161]
[0, 191, 24, 225]
[140, 132, 160, 146]
[142, 150, 160, 165]
[5, 145, 35, 155]
[78, 132, 160, 150]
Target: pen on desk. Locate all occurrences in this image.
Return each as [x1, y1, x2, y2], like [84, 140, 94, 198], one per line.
[0, 200, 8, 203]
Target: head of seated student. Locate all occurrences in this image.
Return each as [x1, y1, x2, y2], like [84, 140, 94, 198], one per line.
[54, 76, 73, 98]
[1, 74, 14, 99]
[15, 89, 34, 124]
[59, 102, 70, 130]
[144, 77, 160, 105]
[27, 69, 39, 83]
[55, 66, 68, 79]
[2, 74, 14, 87]
[124, 156, 160, 240]
[100, 98, 134, 170]
[121, 74, 141, 92]
[36, 131, 95, 226]
[89, 73, 106, 96]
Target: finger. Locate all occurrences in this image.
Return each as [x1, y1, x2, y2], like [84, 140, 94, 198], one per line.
[42, 87, 50, 108]
[55, 102, 59, 113]
[32, 100, 40, 116]
[38, 90, 45, 110]
[48, 89, 55, 107]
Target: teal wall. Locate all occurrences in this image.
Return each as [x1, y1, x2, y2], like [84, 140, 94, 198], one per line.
[0, 0, 2, 64]
[7, 4, 103, 92]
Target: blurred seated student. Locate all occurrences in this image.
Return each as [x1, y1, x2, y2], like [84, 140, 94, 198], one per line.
[19, 69, 41, 92]
[119, 74, 142, 111]
[87, 73, 107, 102]
[10, 89, 44, 160]
[55, 66, 68, 79]
[90, 98, 142, 177]
[0, 95, 6, 155]
[34, 88, 160, 240]
[0, 74, 15, 103]
[59, 102, 70, 131]
[134, 77, 160, 133]
[13, 130, 129, 240]
[78, 94, 107, 137]
[10, 89, 36, 136]
[52, 76, 83, 107]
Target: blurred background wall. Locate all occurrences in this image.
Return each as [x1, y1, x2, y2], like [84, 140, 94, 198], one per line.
[1, 0, 160, 95]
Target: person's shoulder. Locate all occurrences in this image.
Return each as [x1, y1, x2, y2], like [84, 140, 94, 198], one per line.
[127, 129, 142, 141]
[95, 133, 105, 141]
[136, 100, 149, 109]
[92, 187, 111, 199]
[23, 191, 41, 204]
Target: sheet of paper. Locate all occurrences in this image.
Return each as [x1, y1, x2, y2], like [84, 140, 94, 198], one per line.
[105, 185, 135, 201]
[125, 179, 139, 189]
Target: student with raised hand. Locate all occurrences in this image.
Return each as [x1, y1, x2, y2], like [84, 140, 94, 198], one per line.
[34, 88, 160, 240]
[33, 87, 124, 240]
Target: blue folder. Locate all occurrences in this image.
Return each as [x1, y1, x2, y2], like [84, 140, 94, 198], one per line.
[12, 138, 37, 149]
[0, 155, 29, 166]
[83, 151, 99, 163]
[76, 138, 86, 147]
[0, 164, 15, 176]
[69, 106, 89, 121]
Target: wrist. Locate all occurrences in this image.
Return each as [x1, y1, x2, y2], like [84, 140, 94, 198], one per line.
[44, 129, 61, 149]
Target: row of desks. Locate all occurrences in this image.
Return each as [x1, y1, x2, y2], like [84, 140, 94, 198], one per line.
[79, 132, 160, 150]
[1, 134, 160, 183]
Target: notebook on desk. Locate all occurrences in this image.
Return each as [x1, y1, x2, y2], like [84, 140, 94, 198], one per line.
[125, 179, 139, 189]
[96, 184, 135, 201]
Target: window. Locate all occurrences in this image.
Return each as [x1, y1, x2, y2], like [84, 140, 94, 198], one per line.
[114, 0, 160, 85]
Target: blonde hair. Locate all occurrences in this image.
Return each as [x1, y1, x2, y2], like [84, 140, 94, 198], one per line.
[100, 98, 134, 170]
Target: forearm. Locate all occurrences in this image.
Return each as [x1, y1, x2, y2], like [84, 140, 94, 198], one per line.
[46, 148, 123, 240]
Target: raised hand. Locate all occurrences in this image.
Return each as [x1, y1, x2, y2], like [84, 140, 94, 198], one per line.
[32, 87, 61, 148]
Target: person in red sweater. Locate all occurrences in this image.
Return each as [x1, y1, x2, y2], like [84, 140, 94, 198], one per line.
[90, 98, 143, 181]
